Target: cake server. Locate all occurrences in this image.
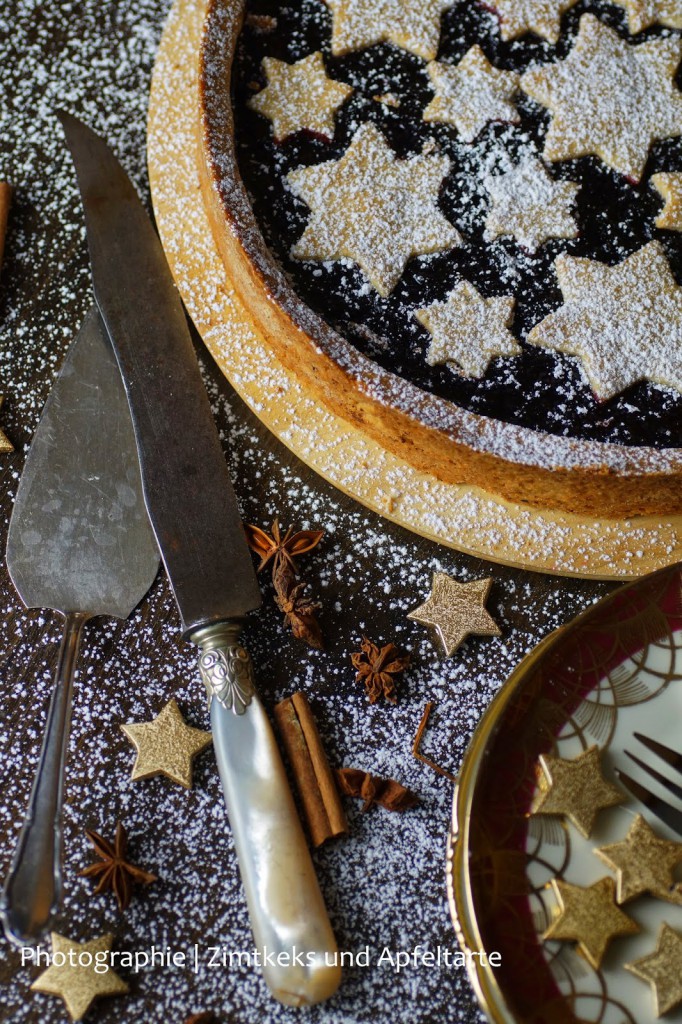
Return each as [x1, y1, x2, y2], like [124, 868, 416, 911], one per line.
[1, 306, 159, 945]
[59, 111, 341, 1007]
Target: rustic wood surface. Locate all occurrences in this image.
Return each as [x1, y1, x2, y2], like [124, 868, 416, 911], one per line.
[0, 2, 614, 1022]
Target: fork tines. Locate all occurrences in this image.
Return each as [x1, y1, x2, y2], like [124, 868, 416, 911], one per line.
[616, 733, 682, 838]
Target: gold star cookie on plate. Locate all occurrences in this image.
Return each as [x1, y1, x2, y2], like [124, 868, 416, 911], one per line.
[323, 0, 453, 60]
[626, 923, 682, 1016]
[613, 0, 682, 34]
[527, 240, 682, 400]
[652, 171, 682, 231]
[544, 877, 639, 969]
[423, 46, 520, 143]
[121, 698, 212, 789]
[288, 123, 460, 296]
[407, 573, 501, 657]
[488, 0, 579, 43]
[484, 157, 580, 251]
[415, 281, 520, 377]
[595, 814, 682, 904]
[31, 933, 128, 1021]
[533, 745, 624, 837]
[248, 52, 352, 142]
[521, 13, 682, 182]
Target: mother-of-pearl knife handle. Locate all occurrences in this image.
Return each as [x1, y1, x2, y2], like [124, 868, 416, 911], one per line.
[190, 622, 341, 1007]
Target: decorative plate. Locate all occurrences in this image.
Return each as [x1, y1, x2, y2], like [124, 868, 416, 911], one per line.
[448, 562, 682, 1023]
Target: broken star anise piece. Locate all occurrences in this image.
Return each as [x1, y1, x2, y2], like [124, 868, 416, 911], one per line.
[81, 822, 156, 911]
[336, 768, 419, 812]
[244, 519, 324, 574]
[351, 637, 410, 704]
[274, 564, 324, 650]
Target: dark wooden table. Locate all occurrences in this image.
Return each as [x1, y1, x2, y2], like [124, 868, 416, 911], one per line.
[0, 3, 612, 1021]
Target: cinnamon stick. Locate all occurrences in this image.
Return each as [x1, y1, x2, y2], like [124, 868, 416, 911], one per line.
[274, 692, 347, 847]
[0, 183, 11, 277]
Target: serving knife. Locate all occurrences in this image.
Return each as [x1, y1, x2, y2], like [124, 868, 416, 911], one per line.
[59, 112, 341, 1007]
[1, 307, 159, 944]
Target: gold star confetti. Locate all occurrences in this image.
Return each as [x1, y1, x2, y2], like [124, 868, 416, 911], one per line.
[652, 171, 682, 231]
[423, 47, 520, 143]
[30, 933, 128, 1021]
[248, 53, 352, 142]
[484, 158, 580, 252]
[288, 123, 460, 297]
[533, 745, 624, 837]
[613, 0, 682, 33]
[323, 0, 453, 61]
[407, 573, 501, 657]
[521, 14, 682, 182]
[527, 241, 682, 399]
[488, 0, 579, 43]
[121, 698, 212, 789]
[596, 814, 682, 905]
[416, 281, 521, 378]
[544, 877, 639, 969]
[625, 923, 682, 1016]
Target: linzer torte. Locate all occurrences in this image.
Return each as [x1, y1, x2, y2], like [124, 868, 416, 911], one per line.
[197, 0, 682, 517]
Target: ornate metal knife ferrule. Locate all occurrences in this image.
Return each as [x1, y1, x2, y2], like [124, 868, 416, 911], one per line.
[192, 621, 256, 715]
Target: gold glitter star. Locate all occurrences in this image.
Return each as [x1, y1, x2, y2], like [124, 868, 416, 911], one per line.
[544, 877, 639, 969]
[652, 171, 682, 231]
[31, 933, 128, 1021]
[488, 0, 579, 43]
[323, 0, 453, 61]
[533, 745, 624, 837]
[407, 573, 501, 657]
[626, 923, 682, 1016]
[527, 241, 682, 399]
[423, 47, 520, 143]
[595, 814, 682, 904]
[484, 158, 580, 252]
[0, 396, 12, 452]
[416, 281, 521, 378]
[248, 53, 352, 142]
[613, 0, 682, 34]
[121, 698, 212, 789]
[288, 123, 460, 297]
[521, 14, 682, 182]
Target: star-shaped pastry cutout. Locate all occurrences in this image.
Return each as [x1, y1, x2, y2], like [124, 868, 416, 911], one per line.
[288, 123, 460, 296]
[527, 241, 682, 399]
[652, 171, 682, 231]
[415, 281, 521, 377]
[31, 933, 128, 1021]
[613, 0, 682, 34]
[544, 877, 639, 969]
[533, 745, 624, 837]
[121, 698, 212, 789]
[407, 573, 501, 657]
[484, 158, 580, 252]
[323, 0, 453, 61]
[595, 814, 682, 904]
[626, 924, 682, 1016]
[423, 47, 520, 143]
[248, 53, 352, 142]
[488, 0, 579, 43]
[521, 14, 682, 182]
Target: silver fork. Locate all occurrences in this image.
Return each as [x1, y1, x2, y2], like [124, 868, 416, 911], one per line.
[616, 733, 682, 838]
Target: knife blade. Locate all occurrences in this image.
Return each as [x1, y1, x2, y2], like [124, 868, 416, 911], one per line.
[1, 306, 159, 944]
[59, 112, 341, 1007]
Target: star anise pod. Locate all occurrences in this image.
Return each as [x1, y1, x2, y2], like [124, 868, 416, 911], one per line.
[274, 564, 324, 650]
[81, 822, 157, 911]
[351, 637, 410, 704]
[335, 768, 419, 812]
[244, 519, 324, 574]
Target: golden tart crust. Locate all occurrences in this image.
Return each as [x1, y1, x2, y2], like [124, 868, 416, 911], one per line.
[196, 0, 682, 519]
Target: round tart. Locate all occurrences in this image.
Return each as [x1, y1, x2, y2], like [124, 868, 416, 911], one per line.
[197, 0, 682, 518]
